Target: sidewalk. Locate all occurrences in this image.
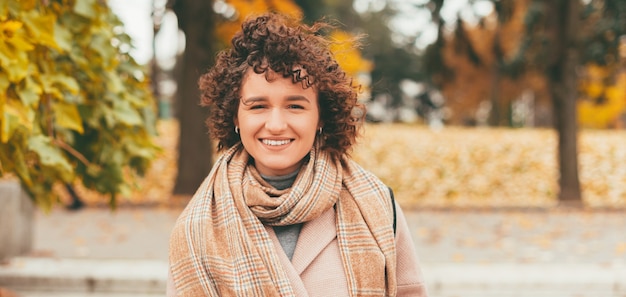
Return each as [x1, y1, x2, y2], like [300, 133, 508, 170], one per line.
[1, 206, 625, 296]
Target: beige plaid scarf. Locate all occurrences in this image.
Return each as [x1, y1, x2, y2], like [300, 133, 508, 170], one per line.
[169, 143, 397, 296]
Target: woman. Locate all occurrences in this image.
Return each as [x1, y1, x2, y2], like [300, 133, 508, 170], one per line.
[168, 12, 428, 297]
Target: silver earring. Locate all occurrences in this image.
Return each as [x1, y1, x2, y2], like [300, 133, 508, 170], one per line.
[235, 126, 239, 134]
[318, 127, 323, 135]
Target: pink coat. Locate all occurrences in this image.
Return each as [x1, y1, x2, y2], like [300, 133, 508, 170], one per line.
[167, 203, 428, 296]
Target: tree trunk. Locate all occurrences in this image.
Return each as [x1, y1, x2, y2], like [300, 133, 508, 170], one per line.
[546, 0, 582, 205]
[488, 63, 502, 126]
[488, 29, 507, 127]
[169, 0, 217, 195]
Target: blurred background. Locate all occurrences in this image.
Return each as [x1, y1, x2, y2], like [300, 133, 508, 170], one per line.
[2, 0, 625, 209]
[1, 0, 625, 296]
[86, 0, 626, 209]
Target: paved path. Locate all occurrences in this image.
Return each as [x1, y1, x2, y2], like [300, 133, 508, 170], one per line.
[403, 208, 626, 266]
[29, 207, 178, 261]
[26, 206, 626, 266]
[1, 206, 625, 296]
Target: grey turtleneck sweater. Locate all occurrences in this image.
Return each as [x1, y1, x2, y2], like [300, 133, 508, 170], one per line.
[261, 171, 302, 260]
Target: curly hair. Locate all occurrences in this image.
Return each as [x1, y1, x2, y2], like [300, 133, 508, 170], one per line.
[199, 12, 365, 160]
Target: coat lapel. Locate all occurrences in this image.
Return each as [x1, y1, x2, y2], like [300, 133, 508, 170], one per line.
[265, 226, 310, 296]
[290, 207, 337, 274]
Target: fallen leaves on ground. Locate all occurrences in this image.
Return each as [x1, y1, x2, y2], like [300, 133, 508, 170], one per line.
[354, 124, 626, 208]
[59, 120, 626, 209]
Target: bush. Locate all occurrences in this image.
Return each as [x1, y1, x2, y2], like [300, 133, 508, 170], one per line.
[0, 0, 159, 209]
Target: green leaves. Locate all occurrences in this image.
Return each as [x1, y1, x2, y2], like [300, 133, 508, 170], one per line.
[0, 0, 160, 210]
[27, 135, 73, 178]
[73, 0, 98, 19]
[2, 98, 34, 142]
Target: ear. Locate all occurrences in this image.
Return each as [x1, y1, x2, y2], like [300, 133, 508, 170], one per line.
[234, 117, 239, 127]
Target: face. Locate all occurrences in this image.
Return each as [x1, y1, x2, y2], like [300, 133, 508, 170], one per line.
[235, 69, 320, 176]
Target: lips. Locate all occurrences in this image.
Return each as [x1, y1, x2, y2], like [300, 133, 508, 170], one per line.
[261, 139, 293, 146]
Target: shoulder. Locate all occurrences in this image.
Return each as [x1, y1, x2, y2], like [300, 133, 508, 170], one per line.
[393, 204, 429, 296]
[341, 157, 388, 190]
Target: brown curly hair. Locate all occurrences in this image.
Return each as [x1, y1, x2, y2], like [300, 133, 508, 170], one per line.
[199, 12, 365, 160]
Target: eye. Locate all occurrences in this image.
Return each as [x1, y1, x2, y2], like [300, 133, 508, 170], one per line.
[249, 104, 266, 110]
[287, 104, 304, 109]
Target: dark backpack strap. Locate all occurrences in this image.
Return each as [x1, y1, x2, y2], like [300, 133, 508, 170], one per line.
[388, 187, 397, 236]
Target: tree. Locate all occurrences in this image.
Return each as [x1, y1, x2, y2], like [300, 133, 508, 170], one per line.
[431, 0, 552, 126]
[544, 0, 583, 203]
[296, 0, 424, 107]
[166, 0, 217, 195]
[423, 0, 452, 91]
[0, 0, 159, 209]
[519, 0, 625, 203]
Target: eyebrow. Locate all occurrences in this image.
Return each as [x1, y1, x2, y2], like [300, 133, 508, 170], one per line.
[242, 95, 311, 104]
[286, 96, 311, 103]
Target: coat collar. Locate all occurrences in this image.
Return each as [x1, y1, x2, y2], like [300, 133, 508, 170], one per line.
[291, 207, 336, 273]
[265, 207, 336, 295]
[266, 226, 310, 296]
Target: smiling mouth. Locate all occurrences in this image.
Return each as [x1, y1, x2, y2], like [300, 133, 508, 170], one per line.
[261, 139, 293, 146]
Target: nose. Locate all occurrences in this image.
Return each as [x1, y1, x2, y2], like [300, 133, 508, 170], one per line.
[265, 108, 288, 133]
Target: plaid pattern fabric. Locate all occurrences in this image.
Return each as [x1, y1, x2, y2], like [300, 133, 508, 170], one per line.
[169, 143, 397, 296]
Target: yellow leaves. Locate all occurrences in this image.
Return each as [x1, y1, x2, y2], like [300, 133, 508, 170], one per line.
[73, 0, 97, 19]
[40, 73, 79, 96]
[62, 121, 626, 209]
[2, 98, 34, 143]
[16, 76, 41, 108]
[0, 12, 60, 81]
[53, 22, 72, 51]
[329, 30, 373, 78]
[52, 102, 83, 134]
[216, 0, 303, 44]
[354, 125, 554, 207]
[582, 64, 607, 98]
[214, 1, 372, 89]
[352, 124, 626, 208]
[16, 0, 37, 11]
[269, 0, 301, 17]
[578, 64, 626, 129]
[0, 20, 33, 81]
[1, 0, 159, 209]
[19, 10, 59, 50]
[0, 20, 25, 36]
[585, 63, 609, 80]
[577, 131, 626, 207]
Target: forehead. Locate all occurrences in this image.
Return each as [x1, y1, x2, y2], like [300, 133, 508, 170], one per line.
[241, 68, 318, 98]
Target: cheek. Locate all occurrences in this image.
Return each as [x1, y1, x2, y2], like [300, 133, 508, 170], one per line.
[299, 115, 320, 138]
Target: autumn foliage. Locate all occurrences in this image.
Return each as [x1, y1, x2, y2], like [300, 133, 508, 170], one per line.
[578, 65, 626, 128]
[437, 0, 626, 128]
[0, 0, 159, 209]
[215, 0, 372, 81]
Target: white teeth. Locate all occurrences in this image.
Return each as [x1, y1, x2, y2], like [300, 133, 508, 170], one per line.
[262, 139, 291, 146]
